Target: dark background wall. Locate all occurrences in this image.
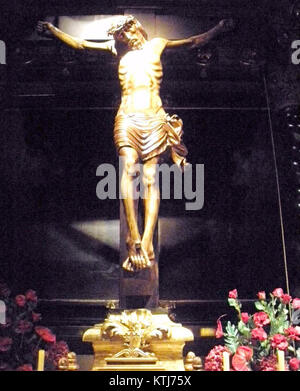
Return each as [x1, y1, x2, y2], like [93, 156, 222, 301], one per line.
[0, 0, 299, 353]
[0, 106, 286, 301]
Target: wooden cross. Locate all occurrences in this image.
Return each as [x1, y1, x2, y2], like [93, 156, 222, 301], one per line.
[119, 202, 159, 309]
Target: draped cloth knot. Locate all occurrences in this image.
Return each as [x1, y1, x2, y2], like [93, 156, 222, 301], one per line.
[114, 112, 188, 169]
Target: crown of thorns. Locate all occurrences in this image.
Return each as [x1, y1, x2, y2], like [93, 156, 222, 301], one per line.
[107, 15, 137, 36]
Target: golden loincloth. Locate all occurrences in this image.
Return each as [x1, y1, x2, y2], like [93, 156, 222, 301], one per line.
[114, 112, 188, 168]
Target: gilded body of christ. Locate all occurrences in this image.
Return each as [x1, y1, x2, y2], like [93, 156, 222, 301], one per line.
[38, 15, 232, 272]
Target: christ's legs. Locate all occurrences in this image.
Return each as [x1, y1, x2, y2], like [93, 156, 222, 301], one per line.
[119, 147, 151, 271]
[141, 156, 160, 261]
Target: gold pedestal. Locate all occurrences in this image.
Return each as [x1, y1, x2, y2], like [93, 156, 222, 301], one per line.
[82, 309, 194, 371]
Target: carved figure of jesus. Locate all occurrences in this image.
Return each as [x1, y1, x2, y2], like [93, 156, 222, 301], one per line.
[37, 15, 232, 272]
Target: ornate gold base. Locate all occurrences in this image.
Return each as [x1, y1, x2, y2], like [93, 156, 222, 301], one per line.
[82, 309, 194, 371]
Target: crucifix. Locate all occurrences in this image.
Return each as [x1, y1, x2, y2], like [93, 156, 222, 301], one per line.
[37, 15, 232, 309]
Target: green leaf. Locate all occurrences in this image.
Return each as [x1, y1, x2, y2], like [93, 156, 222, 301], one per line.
[277, 321, 289, 334]
[267, 301, 274, 313]
[237, 320, 250, 336]
[228, 298, 237, 307]
[224, 322, 240, 354]
[288, 346, 295, 353]
[257, 343, 270, 358]
[228, 299, 241, 316]
[254, 301, 266, 311]
[248, 318, 255, 330]
[260, 340, 269, 349]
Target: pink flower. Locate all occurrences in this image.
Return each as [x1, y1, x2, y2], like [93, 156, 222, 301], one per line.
[236, 346, 253, 361]
[16, 364, 33, 371]
[270, 334, 288, 351]
[232, 346, 253, 371]
[204, 345, 231, 371]
[215, 317, 223, 338]
[289, 358, 300, 371]
[25, 289, 37, 303]
[284, 326, 300, 341]
[32, 312, 42, 322]
[281, 293, 292, 304]
[257, 291, 266, 300]
[253, 312, 270, 327]
[272, 288, 284, 298]
[241, 313, 250, 323]
[292, 298, 300, 309]
[35, 326, 56, 343]
[259, 355, 277, 371]
[251, 327, 267, 341]
[15, 295, 26, 307]
[0, 337, 13, 352]
[228, 289, 238, 299]
[46, 341, 69, 368]
[281, 294, 292, 304]
[14, 319, 33, 334]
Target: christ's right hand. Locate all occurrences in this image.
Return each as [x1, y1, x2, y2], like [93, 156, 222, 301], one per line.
[37, 21, 53, 36]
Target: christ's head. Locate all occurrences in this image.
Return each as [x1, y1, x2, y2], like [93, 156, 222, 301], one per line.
[107, 15, 148, 50]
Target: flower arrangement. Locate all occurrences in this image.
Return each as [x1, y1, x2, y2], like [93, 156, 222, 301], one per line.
[0, 282, 69, 371]
[205, 288, 300, 371]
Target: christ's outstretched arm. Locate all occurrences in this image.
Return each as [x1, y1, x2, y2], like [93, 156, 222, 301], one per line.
[37, 21, 117, 55]
[164, 19, 234, 50]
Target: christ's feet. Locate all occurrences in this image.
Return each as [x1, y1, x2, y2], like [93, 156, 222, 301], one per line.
[122, 240, 152, 272]
[142, 240, 155, 262]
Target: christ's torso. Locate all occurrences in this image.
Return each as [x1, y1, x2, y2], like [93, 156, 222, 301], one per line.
[117, 40, 165, 116]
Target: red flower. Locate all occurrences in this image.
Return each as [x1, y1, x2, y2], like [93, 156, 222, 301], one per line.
[15, 295, 26, 307]
[236, 346, 253, 361]
[270, 334, 288, 351]
[0, 337, 12, 352]
[32, 312, 42, 322]
[289, 358, 300, 371]
[259, 355, 277, 371]
[25, 289, 37, 303]
[251, 327, 267, 341]
[241, 312, 250, 323]
[232, 346, 253, 371]
[272, 288, 284, 298]
[281, 294, 292, 304]
[232, 354, 250, 371]
[16, 364, 33, 371]
[253, 312, 270, 327]
[257, 291, 266, 300]
[14, 319, 33, 334]
[46, 341, 69, 368]
[284, 326, 300, 341]
[35, 326, 56, 343]
[292, 298, 300, 309]
[228, 289, 238, 299]
[0, 283, 11, 298]
[215, 317, 224, 338]
[204, 345, 231, 371]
